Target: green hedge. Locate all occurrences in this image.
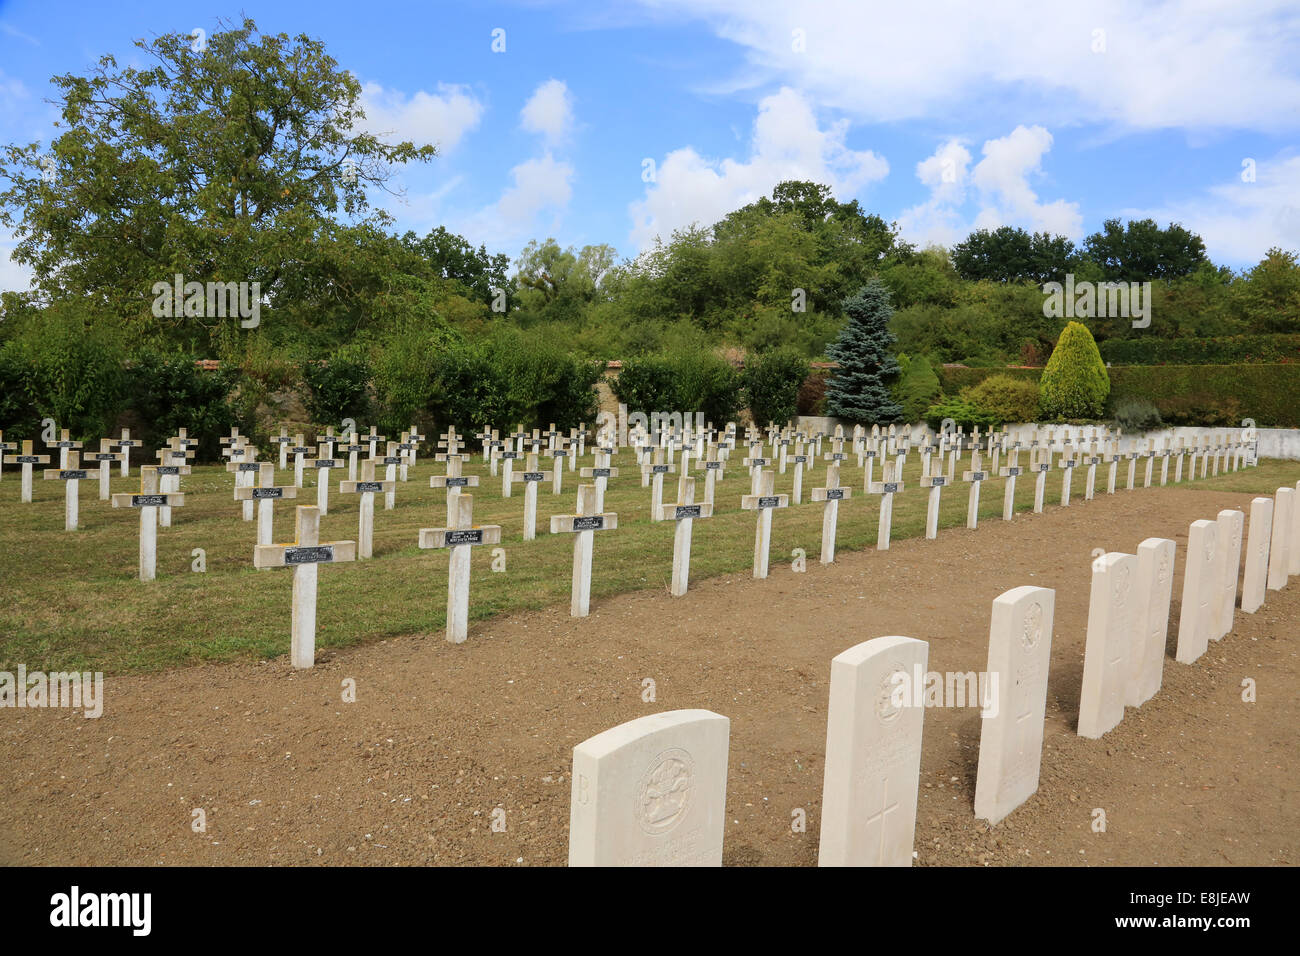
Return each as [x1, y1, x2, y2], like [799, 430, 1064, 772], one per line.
[937, 363, 1300, 427]
[1100, 334, 1300, 365]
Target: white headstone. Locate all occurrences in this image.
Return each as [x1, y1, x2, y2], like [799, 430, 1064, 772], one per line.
[1212, 509, 1244, 640]
[1077, 551, 1136, 739]
[1241, 497, 1273, 614]
[568, 709, 729, 867]
[974, 586, 1055, 826]
[1127, 538, 1176, 708]
[1267, 487, 1294, 591]
[1175, 520, 1218, 664]
[818, 635, 927, 867]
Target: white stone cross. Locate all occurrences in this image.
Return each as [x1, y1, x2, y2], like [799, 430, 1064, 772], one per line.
[645, 447, 676, 522]
[740, 469, 788, 578]
[111, 464, 186, 581]
[253, 505, 357, 668]
[418, 492, 502, 643]
[1057, 448, 1078, 507]
[866, 460, 905, 550]
[579, 447, 619, 512]
[270, 425, 295, 470]
[304, 443, 344, 515]
[83, 438, 123, 501]
[225, 440, 261, 521]
[235, 461, 298, 546]
[811, 461, 851, 564]
[48, 428, 82, 470]
[339, 458, 394, 559]
[431, 453, 478, 527]
[519, 452, 554, 541]
[918, 455, 948, 540]
[999, 443, 1023, 521]
[551, 483, 619, 618]
[113, 428, 143, 477]
[43, 450, 90, 530]
[961, 449, 988, 529]
[657, 477, 713, 596]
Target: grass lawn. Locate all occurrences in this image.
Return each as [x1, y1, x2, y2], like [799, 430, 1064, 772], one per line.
[3, 447, 1297, 675]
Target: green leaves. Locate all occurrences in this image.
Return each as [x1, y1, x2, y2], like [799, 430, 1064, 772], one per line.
[1039, 321, 1110, 420]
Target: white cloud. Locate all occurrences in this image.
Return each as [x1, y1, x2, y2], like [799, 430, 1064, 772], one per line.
[1125, 154, 1300, 267]
[637, 0, 1300, 133]
[898, 126, 1082, 248]
[520, 79, 574, 146]
[357, 82, 484, 152]
[460, 154, 576, 248]
[628, 86, 888, 249]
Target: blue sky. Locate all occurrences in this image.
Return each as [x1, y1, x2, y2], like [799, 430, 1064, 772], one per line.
[2, 0, 1299, 292]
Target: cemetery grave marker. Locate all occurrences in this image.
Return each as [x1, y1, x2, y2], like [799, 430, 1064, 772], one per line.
[418, 493, 502, 643]
[918, 455, 948, 540]
[818, 635, 928, 867]
[339, 458, 394, 559]
[1127, 538, 1176, 708]
[253, 505, 357, 669]
[270, 426, 295, 470]
[235, 461, 298, 546]
[657, 477, 713, 596]
[84, 439, 123, 501]
[866, 460, 905, 550]
[1241, 498, 1272, 614]
[1175, 520, 1219, 664]
[974, 586, 1056, 825]
[568, 709, 729, 867]
[114, 428, 143, 477]
[961, 449, 989, 529]
[431, 453, 478, 527]
[111, 464, 186, 581]
[305, 443, 344, 515]
[1267, 486, 1293, 591]
[811, 461, 851, 564]
[1078, 551, 1137, 738]
[551, 484, 619, 618]
[48, 428, 82, 469]
[43, 450, 90, 530]
[740, 469, 788, 579]
[519, 452, 554, 541]
[1212, 509, 1244, 641]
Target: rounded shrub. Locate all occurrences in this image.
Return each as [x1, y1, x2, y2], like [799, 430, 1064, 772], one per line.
[959, 373, 1040, 424]
[1038, 321, 1110, 419]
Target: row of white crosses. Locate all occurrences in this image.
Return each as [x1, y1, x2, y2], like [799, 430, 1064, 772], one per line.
[566, 475, 1300, 866]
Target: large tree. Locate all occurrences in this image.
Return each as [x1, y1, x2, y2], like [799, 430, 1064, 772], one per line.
[0, 17, 435, 350]
[824, 280, 903, 423]
[1081, 218, 1207, 283]
[951, 225, 1077, 284]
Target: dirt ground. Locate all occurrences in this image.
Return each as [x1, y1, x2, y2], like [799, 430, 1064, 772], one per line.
[1, 484, 1295, 866]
